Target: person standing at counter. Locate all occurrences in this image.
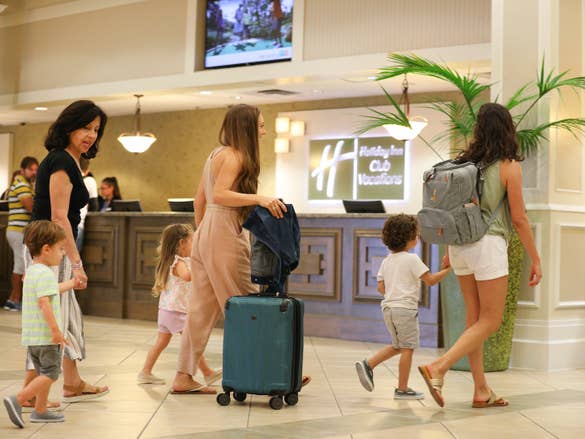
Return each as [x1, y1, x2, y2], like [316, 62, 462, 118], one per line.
[4, 157, 38, 312]
[98, 177, 122, 212]
[172, 104, 288, 393]
[28, 100, 110, 402]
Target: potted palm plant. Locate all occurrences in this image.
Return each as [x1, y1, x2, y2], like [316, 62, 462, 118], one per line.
[360, 53, 585, 371]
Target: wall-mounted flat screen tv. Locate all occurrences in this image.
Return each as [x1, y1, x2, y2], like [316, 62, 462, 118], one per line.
[205, 0, 294, 69]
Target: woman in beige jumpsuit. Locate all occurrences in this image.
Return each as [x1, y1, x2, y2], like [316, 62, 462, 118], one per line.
[172, 104, 287, 393]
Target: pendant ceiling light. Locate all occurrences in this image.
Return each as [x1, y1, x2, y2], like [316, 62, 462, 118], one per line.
[118, 94, 157, 154]
[383, 77, 427, 141]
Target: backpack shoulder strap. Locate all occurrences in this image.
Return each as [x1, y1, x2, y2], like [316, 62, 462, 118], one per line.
[485, 194, 507, 227]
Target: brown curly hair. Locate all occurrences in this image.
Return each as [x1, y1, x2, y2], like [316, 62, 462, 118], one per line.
[382, 214, 418, 252]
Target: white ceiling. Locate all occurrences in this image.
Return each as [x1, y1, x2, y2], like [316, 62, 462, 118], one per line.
[0, 72, 486, 127]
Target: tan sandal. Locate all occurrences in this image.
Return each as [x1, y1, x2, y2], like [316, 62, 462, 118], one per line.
[63, 380, 110, 403]
[472, 389, 509, 408]
[418, 365, 445, 407]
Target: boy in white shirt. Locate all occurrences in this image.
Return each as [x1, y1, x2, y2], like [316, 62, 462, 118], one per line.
[355, 214, 451, 399]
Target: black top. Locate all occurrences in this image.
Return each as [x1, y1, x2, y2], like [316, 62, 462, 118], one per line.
[33, 149, 89, 239]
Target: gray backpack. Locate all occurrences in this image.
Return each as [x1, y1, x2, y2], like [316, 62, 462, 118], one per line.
[417, 160, 503, 245]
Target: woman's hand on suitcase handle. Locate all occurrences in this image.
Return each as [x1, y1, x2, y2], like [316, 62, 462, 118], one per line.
[258, 196, 287, 219]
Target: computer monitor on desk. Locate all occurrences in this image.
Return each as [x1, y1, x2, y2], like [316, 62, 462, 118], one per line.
[168, 198, 194, 212]
[342, 200, 386, 214]
[111, 200, 142, 212]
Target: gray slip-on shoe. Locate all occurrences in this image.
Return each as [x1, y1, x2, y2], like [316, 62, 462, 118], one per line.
[30, 409, 65, 423]
[355, 359, 374, 392]
[3, 395, 24, 428]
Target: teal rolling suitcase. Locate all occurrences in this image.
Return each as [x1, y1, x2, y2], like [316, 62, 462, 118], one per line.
[216, 294, 304, 410]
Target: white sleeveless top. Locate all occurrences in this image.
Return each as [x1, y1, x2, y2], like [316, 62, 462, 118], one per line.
[158, 255, 191, 313]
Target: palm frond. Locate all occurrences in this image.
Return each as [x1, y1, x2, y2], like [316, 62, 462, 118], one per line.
[516, 58, 585, 128]
[505, 82, 537, 111]
[377, 53, 489, 117]
[516, 118, 585, 155]
[355, 85, 411, 135]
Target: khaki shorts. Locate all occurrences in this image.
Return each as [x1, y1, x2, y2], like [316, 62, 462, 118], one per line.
[383, 307, 419, 349]
[27, 345, 62, 381]
[449, 234, 508, 281]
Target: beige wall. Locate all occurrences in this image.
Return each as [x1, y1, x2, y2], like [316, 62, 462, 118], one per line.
[15, 0, 188, 92]
[303, 0, 490, 60]
[1, 92, 461, 212]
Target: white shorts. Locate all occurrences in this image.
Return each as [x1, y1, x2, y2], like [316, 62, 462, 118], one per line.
[449, 234, 508, 281]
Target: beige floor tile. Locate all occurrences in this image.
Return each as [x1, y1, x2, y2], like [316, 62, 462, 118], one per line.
[443, 411, 556, 439]
[1, 312, 584, 438]
[353, 423, 454, 439]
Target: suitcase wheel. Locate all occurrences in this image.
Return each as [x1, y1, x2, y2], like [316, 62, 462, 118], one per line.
[233, 392, 247, 402]
[269, 396, 284, 410]
[284, 393, 298, 406]
[216, 392, 231, 406]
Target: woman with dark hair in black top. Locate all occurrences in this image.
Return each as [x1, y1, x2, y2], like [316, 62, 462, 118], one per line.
[25, 100, 110, 404]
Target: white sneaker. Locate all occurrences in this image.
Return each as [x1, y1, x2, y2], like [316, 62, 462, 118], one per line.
[137, 372, 165, 385]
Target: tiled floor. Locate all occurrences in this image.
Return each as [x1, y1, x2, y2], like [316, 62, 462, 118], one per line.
[0, 312, 584, 438]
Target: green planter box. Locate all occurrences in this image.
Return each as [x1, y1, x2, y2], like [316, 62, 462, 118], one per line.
[440, 232, 523, 371]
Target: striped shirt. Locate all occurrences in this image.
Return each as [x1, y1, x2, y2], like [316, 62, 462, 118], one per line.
[21, 263, 61, 346]
[7, 175, 34, 232]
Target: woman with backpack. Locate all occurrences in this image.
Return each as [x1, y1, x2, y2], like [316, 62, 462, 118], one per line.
[418, 103, 542, 408]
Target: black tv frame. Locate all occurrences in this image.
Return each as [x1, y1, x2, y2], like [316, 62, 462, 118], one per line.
[342, 200, 386, 214]
[168, 198, 195, 212]
[111, 200, 143, 212]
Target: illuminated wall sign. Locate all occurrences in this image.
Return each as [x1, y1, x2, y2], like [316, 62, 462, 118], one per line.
[309, 136, 405, 201]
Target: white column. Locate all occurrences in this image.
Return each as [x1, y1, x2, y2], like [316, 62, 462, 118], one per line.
[492, 0, 585, 370]
[0, 133, 13, 191]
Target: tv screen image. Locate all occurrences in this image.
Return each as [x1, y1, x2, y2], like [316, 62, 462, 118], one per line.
[205, 0, 294, 68]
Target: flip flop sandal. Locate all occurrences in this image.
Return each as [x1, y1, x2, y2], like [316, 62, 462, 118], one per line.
[170, 384, 217, 395]
[204, 370, 223, 386]
[472, 389, 509, 408]
[63, 380, 110, 403]
[418, 365, 445, 407]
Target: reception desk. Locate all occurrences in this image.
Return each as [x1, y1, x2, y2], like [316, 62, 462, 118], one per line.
[0, 212, 442, 347]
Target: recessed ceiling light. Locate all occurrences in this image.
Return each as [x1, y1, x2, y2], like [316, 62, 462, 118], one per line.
[34, 107, 48, 111]
[312, 89, 323, 94]
[234, 96, 242, 100]
[367, 76, 377, 80]
[199, 91, 213, 95]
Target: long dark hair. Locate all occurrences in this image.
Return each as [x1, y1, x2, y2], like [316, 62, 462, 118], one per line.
[101, 177, 122, 200]
[45, 100, 107, 159]
[457, 103, 523, 165]
[218, 104, 261, 218]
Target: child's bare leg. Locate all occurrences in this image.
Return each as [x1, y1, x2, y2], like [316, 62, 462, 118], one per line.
[142, 332, 172, 374]
[32, 380, 53, 414]
[397, 348, 414, 390]
[368, 346, 401, 369]
[16, 375, 53, 412]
